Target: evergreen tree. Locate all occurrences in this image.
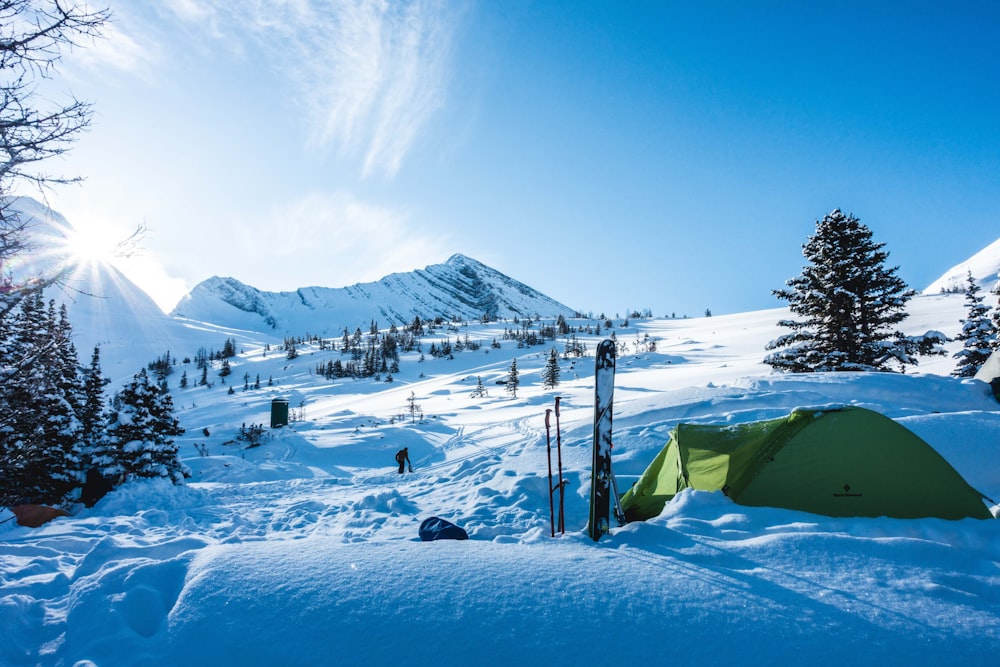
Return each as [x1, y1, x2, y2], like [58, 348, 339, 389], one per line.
[505, 358, 520, 398]
[0, 294, 48, 503]
[952, 271, 995, 377]
[105, 369, 187, 484]
[0, 295, 84, 503]
[80, 346, 111, 468]
[46, 302, 86, 491]
[407, 391, 420, 423]
[55, 301, 87, 408]
[470, 376, 488, 398]
[542, 348, 560, 389]
[765, 210, 918, 372]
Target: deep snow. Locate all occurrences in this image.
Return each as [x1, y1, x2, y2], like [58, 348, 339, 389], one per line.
[2, 293, 1000, 666]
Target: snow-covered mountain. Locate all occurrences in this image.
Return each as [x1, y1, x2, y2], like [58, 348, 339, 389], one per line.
[9, 198, 247, 381]
[924, 236, 1000, 294]
[170, 253, 577, 334]
[8, 195, 1000, 383]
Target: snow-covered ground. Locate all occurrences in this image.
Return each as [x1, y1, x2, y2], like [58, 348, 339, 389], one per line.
[2, 294, 999, 666]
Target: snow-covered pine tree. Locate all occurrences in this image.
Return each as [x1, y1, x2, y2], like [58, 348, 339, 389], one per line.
[80, 346, 111, 468]
[106, 368, 187, 484]
[0, 295, 84, 504]
[505, 358, 520, 397]
[765, 209, 918, 373]
[0, 293, 50, 503]
[542, 348, 560, 389]
[952, 271, 995, 377]
[44, 302, 87, 495]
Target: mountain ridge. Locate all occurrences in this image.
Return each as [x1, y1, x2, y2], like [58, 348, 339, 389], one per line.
[923, 237, 1000, 295]
[170, 253, 577, 334]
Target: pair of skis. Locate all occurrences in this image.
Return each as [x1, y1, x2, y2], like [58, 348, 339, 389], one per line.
[588, 338, 625, 541]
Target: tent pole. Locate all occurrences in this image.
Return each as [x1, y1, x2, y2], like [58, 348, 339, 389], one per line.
[610, 465, 626, 526]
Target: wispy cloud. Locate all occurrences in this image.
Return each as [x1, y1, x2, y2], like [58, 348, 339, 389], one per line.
[240, 191, 450, 287]
[159, 0, 460, 178]
[305, 0, 457, 178]
[69, 15, 162, 81]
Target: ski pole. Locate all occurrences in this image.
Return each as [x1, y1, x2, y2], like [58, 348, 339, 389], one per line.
[555, 396, 565, 534]
[545, 408, 555, 537]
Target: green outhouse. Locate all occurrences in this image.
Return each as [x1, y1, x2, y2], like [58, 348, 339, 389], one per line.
[270, 398, 289, 428]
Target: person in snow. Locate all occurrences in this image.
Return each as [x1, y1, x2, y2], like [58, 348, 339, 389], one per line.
[80, 467, 115, 508]
[395, 447, 412, 474]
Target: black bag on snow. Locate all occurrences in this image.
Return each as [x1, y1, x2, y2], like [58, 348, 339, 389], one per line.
[418, 516, 469, 541]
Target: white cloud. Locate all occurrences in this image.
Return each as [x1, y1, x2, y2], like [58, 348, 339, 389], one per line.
[80, 0, 459, 177]
[159, 0, 460, 179]
[160, 0, 215, 24]
[357, 1, 454, 177]
[252, 191, 450, 287]
[70, 15, 162, 80]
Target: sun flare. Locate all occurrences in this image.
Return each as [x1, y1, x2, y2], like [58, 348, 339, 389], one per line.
[62, 227, 120, 266]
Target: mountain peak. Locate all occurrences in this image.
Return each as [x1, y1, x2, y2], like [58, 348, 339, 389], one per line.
[444, 253, 478, 266]
[172, 256, 574, 334]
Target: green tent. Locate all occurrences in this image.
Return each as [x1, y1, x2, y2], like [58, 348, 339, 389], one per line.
[620, 407, 993, 521]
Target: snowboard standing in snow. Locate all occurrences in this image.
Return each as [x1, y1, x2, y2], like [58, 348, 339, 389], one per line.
[588, 339, 616, 541]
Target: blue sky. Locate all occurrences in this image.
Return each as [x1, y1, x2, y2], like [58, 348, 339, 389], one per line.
[39, 0, 1000, 317]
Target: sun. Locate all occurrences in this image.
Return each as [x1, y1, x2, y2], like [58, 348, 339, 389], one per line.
[62, 226, 123, 267]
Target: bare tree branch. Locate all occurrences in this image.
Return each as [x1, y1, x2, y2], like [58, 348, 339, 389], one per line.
[0, 1, 110, 297]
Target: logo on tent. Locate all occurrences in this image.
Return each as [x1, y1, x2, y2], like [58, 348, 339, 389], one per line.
[833, 483, 863, 498]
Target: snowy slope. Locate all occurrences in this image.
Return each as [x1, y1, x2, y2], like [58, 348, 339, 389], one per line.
[7, 198, 238, 381]
[170, 253, 577, 335]
[2, 289, 1000, 666]
[924, 235, 1000, 294]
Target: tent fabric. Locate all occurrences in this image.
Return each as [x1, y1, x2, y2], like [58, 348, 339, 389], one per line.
[620, 407, 993, 521]
[10, 504, 69, 527]
[418, 516, 469, 541]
